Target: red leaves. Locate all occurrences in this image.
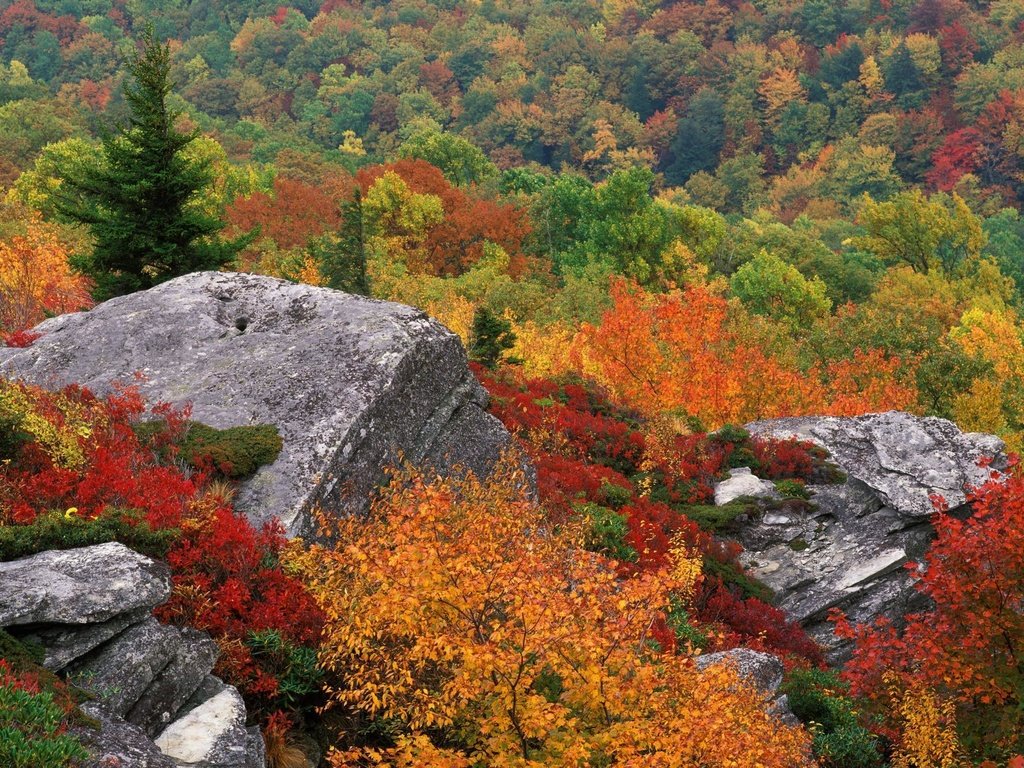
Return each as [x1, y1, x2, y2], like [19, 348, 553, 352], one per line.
[2, 329, 40, 348]
[356, 159, 531, 275]
[479, 367, 823, 663]
[1, 381, 323, 719]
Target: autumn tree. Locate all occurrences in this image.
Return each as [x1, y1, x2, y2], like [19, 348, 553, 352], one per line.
[53, 27, 243, 300]
[0, 212, 92, 334]
[291, 463, 812, 767]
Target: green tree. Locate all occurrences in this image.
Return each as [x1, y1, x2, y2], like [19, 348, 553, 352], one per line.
[54, 27, 243, 300]
[665, 89, 725, 185]
[312, 190, 370, 296]
[853, 191, 985, 274]
[468, 306, 515, 369]
[729, 250, 832, 330]
[397, 123, 498, 187]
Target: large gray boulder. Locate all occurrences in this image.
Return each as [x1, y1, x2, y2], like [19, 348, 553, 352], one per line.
[737, 411, 1007, 661]
[0, 272, 517, 536]
[0, 542, 171, 627]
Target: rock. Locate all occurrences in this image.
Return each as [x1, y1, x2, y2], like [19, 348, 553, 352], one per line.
[18, 606, 151, 671]
[737, 412, 1007, 661]
[694, 648, 784, 695]
[747, 412, 1005, 517]
[713, 467, 778, 506]
[155, 686, 257, 767]
[69, 617, 181, 717]
[73, 701, 177, 768]
[0, 272, 517, 537]
[0, 542, 171, 627]
[127, 628, 220, 737]
[244, 727, 267, 768]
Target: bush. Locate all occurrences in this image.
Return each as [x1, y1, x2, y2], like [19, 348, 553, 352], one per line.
[0, 507, 178, 562]
[782, 668, 883, 768]
[775, 479, 811, 500]
[580, 502, 637, 562]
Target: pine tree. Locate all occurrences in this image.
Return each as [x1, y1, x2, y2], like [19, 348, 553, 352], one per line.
[468, 307, 515, 369]
[55, 27, 242, 300]
[311, 190, 370, 295]
[884, 42, 925, 106]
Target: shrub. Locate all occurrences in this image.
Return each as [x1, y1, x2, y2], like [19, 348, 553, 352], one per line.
[782, 668, 884, 768]
[291, 464, 812, 766]
[0, 656, 89, 768]
[775, 479, 811, 500]
[579, 502, 637, 562]
[479, 368, 825, 665]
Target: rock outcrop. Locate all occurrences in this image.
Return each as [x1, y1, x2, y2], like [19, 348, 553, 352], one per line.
[0, 272, 517, 536]
[732, 411, 1007, 661]
[0, 543, 264, 768]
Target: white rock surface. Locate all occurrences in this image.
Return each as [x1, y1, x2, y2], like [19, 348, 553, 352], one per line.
[155, 687, 249, 766]
[713, 467, 778, 506]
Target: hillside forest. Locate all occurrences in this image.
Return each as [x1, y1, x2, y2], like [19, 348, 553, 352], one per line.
[3, 0, 1024, 765]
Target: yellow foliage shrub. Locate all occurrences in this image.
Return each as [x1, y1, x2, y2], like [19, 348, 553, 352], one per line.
[291, 460, 812, 767]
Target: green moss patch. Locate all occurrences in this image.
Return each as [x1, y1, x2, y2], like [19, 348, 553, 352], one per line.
[0, 508, 178, 563]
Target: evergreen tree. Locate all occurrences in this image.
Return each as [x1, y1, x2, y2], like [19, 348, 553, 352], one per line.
[311, 190, 370, 296]
[55, 27, 242, 300]
[468, 307, 515, 369]
[884, 42, 925, 107]
[665, 89, 725, 186]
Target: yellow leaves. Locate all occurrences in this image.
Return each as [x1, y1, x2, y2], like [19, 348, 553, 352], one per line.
[0, 380, 99, 470]
[886, 674, 964, 768]
[295, 460, 810, 767]
[0, 210, 92, 333]
[758, 68, 806, 123]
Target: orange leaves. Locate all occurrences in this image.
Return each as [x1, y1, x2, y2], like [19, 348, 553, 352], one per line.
[569, 278, 921, 434]
[0, 215, 91, 334]
[568, 278, 913, 429]
[294, 461, 811, 767]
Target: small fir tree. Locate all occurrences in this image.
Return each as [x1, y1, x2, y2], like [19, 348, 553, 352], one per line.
[311, 190, 370, 295]
[468, 306, 514, 369]
[55, 27, 242, 300]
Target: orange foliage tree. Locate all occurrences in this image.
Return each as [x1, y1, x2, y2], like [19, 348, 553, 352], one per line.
[0, 216, 91, 334]
[291, 462, 812, 767]
[570, 278, 916, 428]
[226, 176, 346, 251]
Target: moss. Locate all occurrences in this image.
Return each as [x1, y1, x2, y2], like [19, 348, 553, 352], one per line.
[677, 500, 756, 533]
[789, 537, 809, 552]
[180, 422, 283, 479]
[774, 478, 810, 500]
[134, 419, 283, 480]
[0, 508, 178, 563]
